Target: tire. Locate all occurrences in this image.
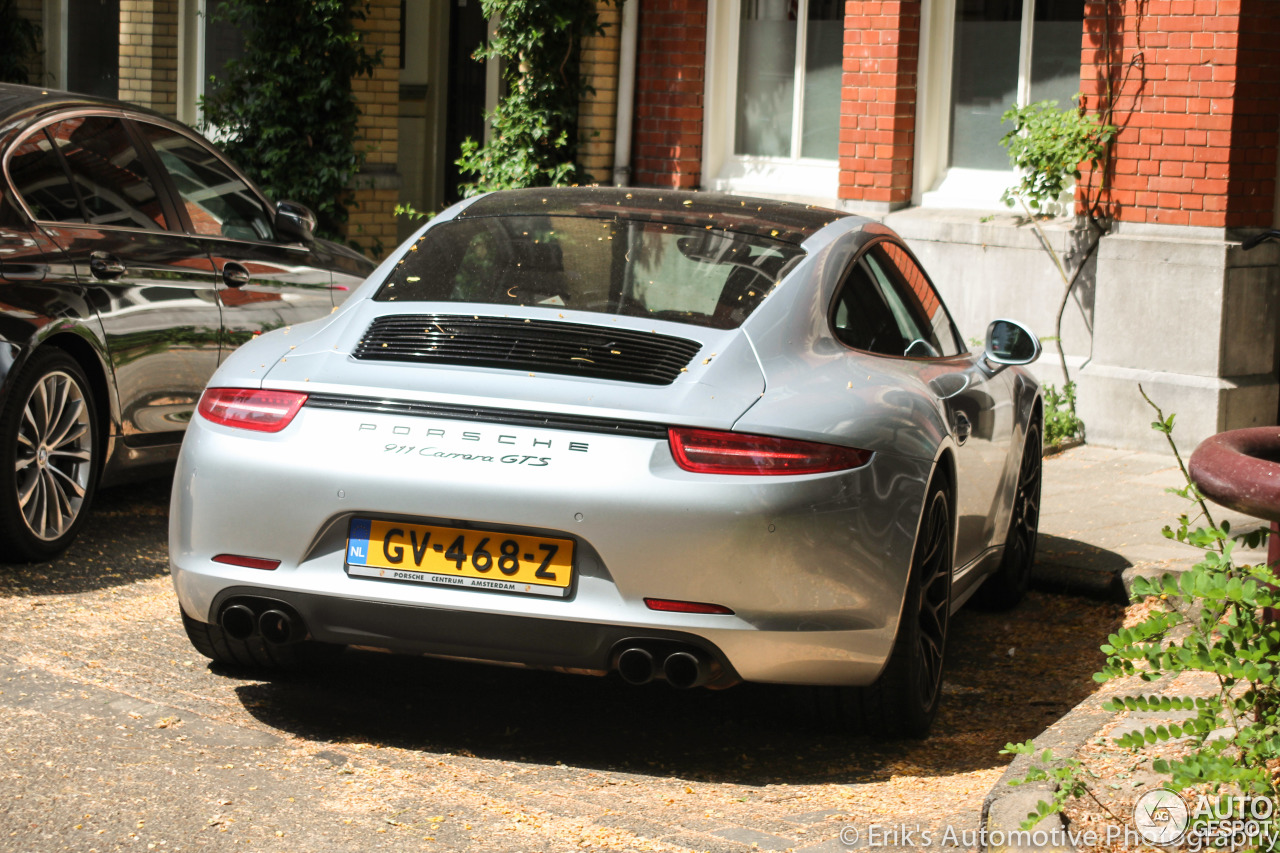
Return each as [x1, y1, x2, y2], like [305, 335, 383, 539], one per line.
[972, 420, 1042, 611]
[0, 348, 99, 563]
[806, 480, 953, 738]
[181, 610, 342, 672]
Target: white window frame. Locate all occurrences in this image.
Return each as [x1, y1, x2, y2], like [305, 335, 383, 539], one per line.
[702, 0, 839, 204]
[916, 0, 1050, 211]
[177, 0, 237, 129]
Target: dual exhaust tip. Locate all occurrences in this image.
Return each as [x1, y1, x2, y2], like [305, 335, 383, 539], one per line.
[219, 602, 303, 645]
[616, 645, 712, 689]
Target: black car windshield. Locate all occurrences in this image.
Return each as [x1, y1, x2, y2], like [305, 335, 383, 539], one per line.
[375, 215, 806, 330]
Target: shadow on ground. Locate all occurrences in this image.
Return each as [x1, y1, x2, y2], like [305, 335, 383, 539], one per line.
[0, 478, 172, 597]
[226, 587, 1123, 787]
[1032, 533, 1131, 602]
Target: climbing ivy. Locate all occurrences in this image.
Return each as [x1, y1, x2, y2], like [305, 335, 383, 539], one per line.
[199, 0, 381, 239]
[456, 0, 610, 195]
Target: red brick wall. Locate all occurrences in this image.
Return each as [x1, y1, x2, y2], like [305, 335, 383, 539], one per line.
[1080, 0, 1280, 228]
[837, 0, 920, 207]
[632, 0, 706, 189]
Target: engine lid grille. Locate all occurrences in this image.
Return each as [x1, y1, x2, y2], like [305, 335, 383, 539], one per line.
[352, 314, 703, 385]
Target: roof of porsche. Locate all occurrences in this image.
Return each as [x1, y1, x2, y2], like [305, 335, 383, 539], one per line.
[457, 186, 864, 245]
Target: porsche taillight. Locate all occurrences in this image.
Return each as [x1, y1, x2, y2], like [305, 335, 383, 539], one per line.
[667, 427, 872, 475]
[197, 388, 308, 433]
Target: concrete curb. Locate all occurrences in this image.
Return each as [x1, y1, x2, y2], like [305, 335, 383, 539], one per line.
[979, 566, 1188, 852]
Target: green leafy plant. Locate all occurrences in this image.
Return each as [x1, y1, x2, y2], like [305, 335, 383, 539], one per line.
[199, 0, 382, 240]
[0, 0, 41, 85]
[1000, 98, 1115, 214]
[999, 97, 1117, 438]
[999, 741, 1119, 830]
[1043, 382, 1084, 446]
[1002, 388, 1280, 834]
[456, 0, 610, 195]
[394, 203, 434, 223]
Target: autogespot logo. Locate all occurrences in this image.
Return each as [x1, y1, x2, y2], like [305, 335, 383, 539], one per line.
[1134, 789, 1190, 844]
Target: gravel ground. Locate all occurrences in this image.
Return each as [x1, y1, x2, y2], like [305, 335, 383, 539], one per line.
[0, 478, 1125, 853]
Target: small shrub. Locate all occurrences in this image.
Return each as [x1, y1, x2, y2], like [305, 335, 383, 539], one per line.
[1000, 96, 1116, 214]
[1043, 382, 1084, 446]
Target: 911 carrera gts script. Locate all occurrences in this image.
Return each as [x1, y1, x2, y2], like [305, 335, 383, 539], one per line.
[381, 444, 551, 466]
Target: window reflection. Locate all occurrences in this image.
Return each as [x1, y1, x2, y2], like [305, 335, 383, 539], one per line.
[137, 124, 274, 241]
[45, 116, 168, 230]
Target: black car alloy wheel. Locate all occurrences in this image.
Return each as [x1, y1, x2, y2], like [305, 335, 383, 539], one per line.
[0, 349, 99, 562]
[974, 420, 1042, 611]
[815, 479, 953, 738]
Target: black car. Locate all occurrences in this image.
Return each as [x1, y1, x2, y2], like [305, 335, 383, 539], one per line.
[0, 83, 375, 561]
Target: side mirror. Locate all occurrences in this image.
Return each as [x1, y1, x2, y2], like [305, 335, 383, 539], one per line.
[275, 200, 317, 244]
[984, 318, 1041, 366]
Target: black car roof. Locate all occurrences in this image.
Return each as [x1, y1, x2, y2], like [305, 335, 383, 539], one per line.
[457, 186, 861, 245]
[0, 82, 169, 127]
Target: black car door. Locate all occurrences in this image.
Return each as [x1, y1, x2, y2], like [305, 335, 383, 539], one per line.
[23, 114, 223, 444]
[130, 121, 338, 358]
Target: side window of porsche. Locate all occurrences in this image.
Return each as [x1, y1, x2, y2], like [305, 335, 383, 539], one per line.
[831, 258, 911, 356]
[872, 242, 962, 357]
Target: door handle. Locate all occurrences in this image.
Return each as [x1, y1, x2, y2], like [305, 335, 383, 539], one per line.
[222, 261, 251, 288]
[953, 411, 972, 445]
[89, 251, 125, 280]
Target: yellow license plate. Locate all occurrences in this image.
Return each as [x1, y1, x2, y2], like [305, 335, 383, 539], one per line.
[345, 518, 574, 598]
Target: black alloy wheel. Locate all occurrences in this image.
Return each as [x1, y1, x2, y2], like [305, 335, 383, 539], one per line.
[973, 421, 1042, 611]
[810, 479, 953, 738]
[0, 348, 99, 562]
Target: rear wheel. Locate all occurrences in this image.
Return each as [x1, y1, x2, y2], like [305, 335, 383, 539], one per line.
[181, 611, 342, 671]
[972, 420, 1041, 611]
[0, 349, 99, 563]
[808, 480, 953, 738]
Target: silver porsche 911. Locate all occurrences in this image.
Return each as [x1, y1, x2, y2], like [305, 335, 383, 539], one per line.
[170, 187, 1043, 736]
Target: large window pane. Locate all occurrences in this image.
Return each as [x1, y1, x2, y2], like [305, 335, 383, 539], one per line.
[949, 0, 1021, 170]
[1029, 0, 1085, 105]
[735, 0, 796, 157]
[800, 0, 843, 160]
[66, 0, 119, 99]
[46, 117, 168, 231]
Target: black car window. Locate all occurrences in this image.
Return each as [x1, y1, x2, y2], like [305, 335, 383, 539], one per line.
[44, 116, 168, 231]
[135, 122, 275, 242]
[8, 128, 82, 222]
[832, 259, 909, 356]
[873, 242, 963, 356]
[377, 215, 803, 330]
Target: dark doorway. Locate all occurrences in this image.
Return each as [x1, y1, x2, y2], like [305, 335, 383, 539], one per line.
[66, 0, 120, 98]
[443, 0, 489, 204]
[203, 1, 245, 96]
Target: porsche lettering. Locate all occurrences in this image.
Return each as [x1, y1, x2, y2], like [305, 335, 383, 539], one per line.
[359, 422, 589, 452]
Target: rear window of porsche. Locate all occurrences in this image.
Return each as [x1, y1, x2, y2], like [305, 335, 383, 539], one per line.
[375, 215, 805, 330]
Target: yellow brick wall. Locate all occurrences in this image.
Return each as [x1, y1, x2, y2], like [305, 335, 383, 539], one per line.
[119, 0, 179, 117]
[345, 0, 401, 259]
[577, 0, 621, 185]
